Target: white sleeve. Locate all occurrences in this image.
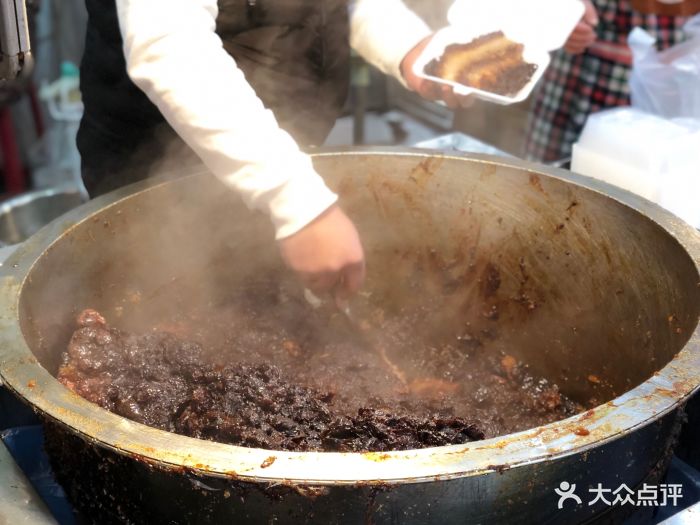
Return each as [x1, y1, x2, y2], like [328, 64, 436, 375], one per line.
[115, 0, 337, 240]
[350, 0, 431, 83]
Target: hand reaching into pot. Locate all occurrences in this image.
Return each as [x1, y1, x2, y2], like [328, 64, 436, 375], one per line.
[279, 205, 366, 301]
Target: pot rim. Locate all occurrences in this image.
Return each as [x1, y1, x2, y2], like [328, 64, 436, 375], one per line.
[1, 148, 698, 485]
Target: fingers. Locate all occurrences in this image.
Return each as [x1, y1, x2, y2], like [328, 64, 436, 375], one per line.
[417, 80, 463, 107]
[582, 0, 599, 26]
[441, 84, 460, 109]
[334, 261, 366, 302]
[443, 88, 475, 109]
[300, 259, 365, 307]
[565, 37, 596, 54]
[417, 80, 443, 101]
[415, 78, 476, 109]
[564, 1, 599, 55]
[572, 21, 597, 39]
[565, 20, 597, 54]
[421, 83, 463, 109]
[565, 43, 589, 54]
[456, 93, 475, 108]
[301, 271, 338, 296]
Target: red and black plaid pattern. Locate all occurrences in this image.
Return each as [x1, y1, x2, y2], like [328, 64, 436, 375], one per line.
[525, 0, 687, 162]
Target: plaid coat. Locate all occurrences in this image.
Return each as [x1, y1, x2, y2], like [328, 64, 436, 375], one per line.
[525, 0, 688, 162]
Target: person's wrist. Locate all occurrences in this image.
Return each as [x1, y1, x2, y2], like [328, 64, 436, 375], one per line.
[270, 171, 338, 241]
[278, 204, 338, 243]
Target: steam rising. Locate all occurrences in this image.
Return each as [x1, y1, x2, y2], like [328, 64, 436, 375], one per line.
[23, 147, 678, 437]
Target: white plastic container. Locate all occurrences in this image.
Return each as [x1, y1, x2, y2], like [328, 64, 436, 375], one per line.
[572, 107, 700, 228]
[412, 0, 585, 105]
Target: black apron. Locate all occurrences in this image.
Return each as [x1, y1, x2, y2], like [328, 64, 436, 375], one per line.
[77, 0, 350, 196]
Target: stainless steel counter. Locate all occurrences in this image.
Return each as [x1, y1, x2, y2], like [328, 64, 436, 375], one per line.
[0, 243, 55, 524]
[0, 440, 57, 524]
[659, 502, 700, 524]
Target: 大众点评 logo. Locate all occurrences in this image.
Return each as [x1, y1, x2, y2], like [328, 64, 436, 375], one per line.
[555, 482, 683, 509]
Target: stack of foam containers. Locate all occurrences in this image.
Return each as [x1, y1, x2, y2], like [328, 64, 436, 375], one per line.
[571, 108, 700, 228]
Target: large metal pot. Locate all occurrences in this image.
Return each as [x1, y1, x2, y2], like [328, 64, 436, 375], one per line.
[0, 149, 698, 524]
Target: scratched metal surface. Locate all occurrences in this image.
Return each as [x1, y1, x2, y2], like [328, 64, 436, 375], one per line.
[0, 439, 57, 525]
[0, 149, 698, 523]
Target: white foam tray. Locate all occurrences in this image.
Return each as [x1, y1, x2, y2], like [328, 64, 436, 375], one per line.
[412, 0, 586, 105]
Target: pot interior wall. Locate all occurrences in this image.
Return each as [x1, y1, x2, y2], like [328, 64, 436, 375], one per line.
[17, 153, 700, 405]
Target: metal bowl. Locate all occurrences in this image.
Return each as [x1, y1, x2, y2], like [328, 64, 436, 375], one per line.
[0, 187, 84, 246]
[0, 149, 698, 524]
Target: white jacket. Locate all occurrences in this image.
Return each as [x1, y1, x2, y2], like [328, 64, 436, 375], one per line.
[115, 0, 430, 239]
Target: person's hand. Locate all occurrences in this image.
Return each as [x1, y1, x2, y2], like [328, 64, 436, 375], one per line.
[278, 205, 366, 301]
[565, 0, 599, 54]
[400, 35, 475, 110]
